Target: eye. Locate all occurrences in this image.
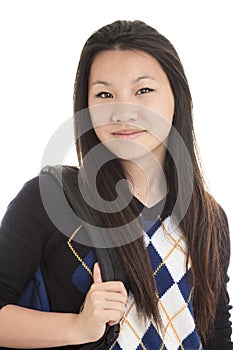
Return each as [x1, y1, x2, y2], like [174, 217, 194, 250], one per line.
[96, 91, 113, 99]
[136, 87, 154, 95]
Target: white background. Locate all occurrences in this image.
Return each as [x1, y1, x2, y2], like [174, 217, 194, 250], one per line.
[0, 0, 232, 309]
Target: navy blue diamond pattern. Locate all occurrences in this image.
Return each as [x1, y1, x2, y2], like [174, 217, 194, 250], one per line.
[70, 215, 203, 350]
[178, 329, 203, 350]
[137, 323, 167, 350]
[177, 268, 195, 315]
[177, 269, 193, 301]
[147, 242, 175, 298]
[71, 249, 96, 295]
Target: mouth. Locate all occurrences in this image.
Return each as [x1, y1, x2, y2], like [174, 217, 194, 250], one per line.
[112, 129, 146, 139]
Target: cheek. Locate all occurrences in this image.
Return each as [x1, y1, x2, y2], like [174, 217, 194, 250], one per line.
[162, 89, 175, 122]
[151, 88, 175, 124]
[93, 126, 108, 143]
[89, 104, 113, 128]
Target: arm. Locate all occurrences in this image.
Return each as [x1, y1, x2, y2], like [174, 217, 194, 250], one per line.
[204, 278, 233, 349]
[0, 177, 127, 348]
[0, 304, 81, 348]
[0, 264, 127, 348]
[204, 208, 233, 349]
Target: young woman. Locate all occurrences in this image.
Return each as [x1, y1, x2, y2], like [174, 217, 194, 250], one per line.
[0, 20, 232, 349]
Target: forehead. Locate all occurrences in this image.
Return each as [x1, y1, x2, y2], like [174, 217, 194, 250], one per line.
[89, 49, 167, 82]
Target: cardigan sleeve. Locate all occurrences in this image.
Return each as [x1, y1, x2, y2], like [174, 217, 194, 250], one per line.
[204, 278, 232, 349]
[0, 175, 57, 309]
[204, 208, 233, 349]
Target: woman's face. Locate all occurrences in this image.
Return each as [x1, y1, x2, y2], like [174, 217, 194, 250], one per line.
[88, 49, 175, 161]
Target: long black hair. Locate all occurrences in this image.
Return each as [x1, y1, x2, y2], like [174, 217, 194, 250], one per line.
[73, 20, 230, 341]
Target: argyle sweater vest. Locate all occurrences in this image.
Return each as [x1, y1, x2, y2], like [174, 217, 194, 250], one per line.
[72, 214, 203, 350]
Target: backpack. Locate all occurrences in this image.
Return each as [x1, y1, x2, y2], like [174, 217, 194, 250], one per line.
[40, 165, 128, 349]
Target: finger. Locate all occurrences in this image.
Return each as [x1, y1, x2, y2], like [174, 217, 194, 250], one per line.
[93, 262, 102, 284]
[108, 320, 119, 326]
[103, 301, 126, 315]
[105, 310, 124, 325]
[104, 292, 127, 304]
[100, 281, 128, 297]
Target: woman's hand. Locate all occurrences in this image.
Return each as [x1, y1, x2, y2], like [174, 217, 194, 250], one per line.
[77, 262, 128, 343]
[0, 264, 127, 348]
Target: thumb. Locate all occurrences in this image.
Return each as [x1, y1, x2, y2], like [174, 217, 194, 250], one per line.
[93, 262, 103, 284]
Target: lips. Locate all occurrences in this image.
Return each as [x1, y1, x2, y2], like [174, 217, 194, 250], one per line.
[112, 129, 146, 139]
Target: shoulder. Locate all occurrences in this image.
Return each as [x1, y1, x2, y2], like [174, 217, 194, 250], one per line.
[2, 175, 44, 224]
[0, 165, 83, 250]
[0, 173, 60, 244]
[0, 165, 80, 237]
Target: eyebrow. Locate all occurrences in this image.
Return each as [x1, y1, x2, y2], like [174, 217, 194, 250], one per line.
[133, 75, 156, 83]
[91, 80, 112, 86]
[91, 75, 156, 86]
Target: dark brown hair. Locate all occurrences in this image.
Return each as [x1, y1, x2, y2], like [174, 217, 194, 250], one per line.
[73, 20, 230, 342]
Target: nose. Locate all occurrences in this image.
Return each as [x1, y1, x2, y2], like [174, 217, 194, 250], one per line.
[111, 104, 138, 123]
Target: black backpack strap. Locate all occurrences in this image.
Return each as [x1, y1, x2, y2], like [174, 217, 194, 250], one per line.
[40, 165, 129, 348]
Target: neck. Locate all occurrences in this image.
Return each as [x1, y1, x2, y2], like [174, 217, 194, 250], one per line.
[120, 144, 167, 208]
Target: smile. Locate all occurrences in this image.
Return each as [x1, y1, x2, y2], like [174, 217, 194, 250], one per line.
[112, 130, 146, 139]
